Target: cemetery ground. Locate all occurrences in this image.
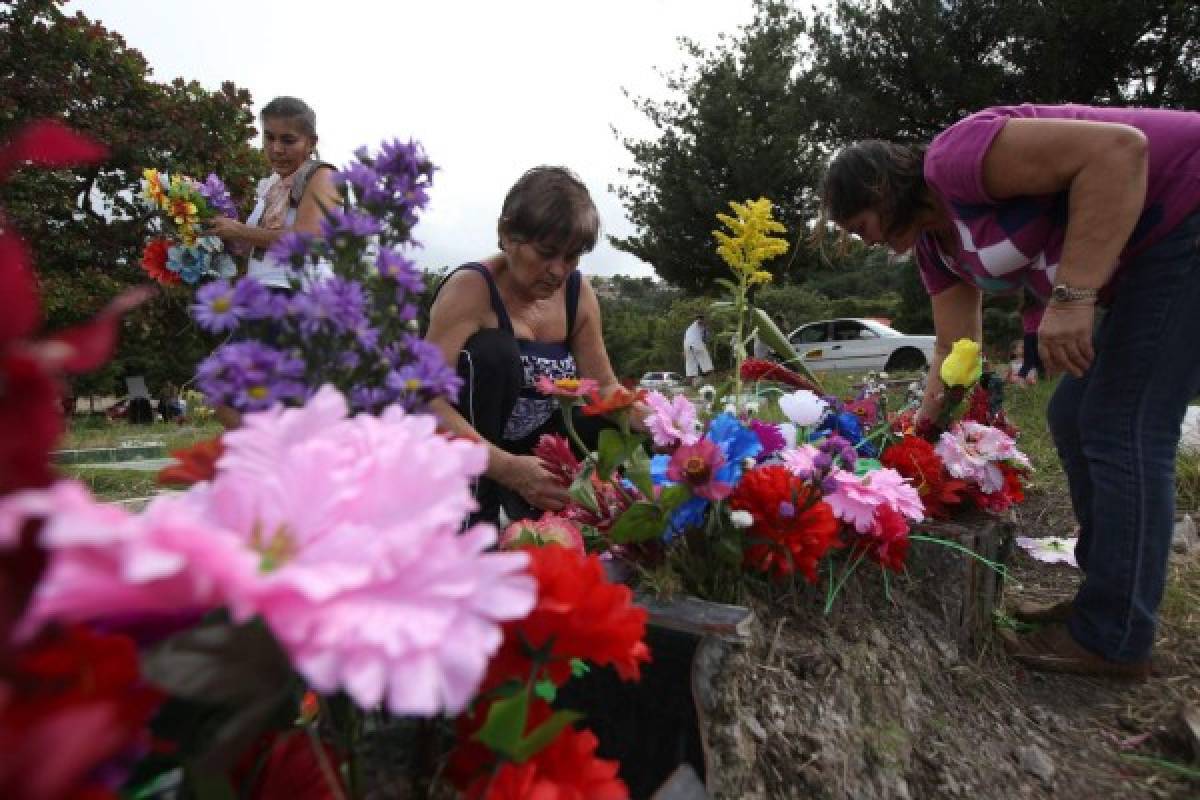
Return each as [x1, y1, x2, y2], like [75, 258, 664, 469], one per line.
[58, 380, 1200, 799]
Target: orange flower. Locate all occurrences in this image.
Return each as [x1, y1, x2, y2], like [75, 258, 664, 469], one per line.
[581, 386, 644, 417]
[157, 436, 224, 486]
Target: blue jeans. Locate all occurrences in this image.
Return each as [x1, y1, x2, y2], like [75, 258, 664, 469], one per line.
[1047, 210, 1200, 663]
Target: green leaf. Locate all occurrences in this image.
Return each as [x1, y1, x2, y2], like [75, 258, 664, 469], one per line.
[596, 428, 642, 479]
[626, 445, 655, 498]
[658, 483, 692, 515]
[473, 691, 529, 758]
[569, 463, 599, 514]
[609, 501, 668, 544]
[854, 457, 882, 476]
[533, 679, 557, 703]
[570, 658, 590, 677]
[751, 306, 823, 392]
[713, 278, 740, 295]
[510, 710, 584, 763]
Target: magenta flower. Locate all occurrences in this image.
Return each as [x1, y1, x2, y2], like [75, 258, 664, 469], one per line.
[935, 421, 1031, 494]
[822, 467, 925, 533]
[8, 387, 537, 717]
[667, 439, 732, 501]
[533, 375, 599, 399]
[643, 390, 700, 448]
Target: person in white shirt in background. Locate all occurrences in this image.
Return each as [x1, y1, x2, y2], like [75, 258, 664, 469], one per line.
[683, 314, 714, 386]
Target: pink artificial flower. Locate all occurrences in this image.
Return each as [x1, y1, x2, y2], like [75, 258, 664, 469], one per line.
[533, 434, 579, 488]
[500, 514, 586, 552]
[534, 375, 599, 399]
[823, 467, 924, 533]
[12, 387, 538, 718]
[935, 421, 1031, 494]
[780, 444, 822, 480]
[642, 390, 700, 448]
[667, 439, 731, 501]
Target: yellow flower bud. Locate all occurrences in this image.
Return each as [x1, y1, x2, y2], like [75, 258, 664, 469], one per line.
[940, 338, 982, 387]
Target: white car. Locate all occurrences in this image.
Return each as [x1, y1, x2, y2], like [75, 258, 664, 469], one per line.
[787, 318, 935, 372]
[638, 371, 684, 392]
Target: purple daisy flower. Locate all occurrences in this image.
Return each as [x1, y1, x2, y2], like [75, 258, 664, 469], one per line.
[290, 278, 368, 335]
[196, 341, 307, 412]
[320, 208, 382, 243]
[197, 173, 238, 218]
[349, 385, 394, 414]
[268, 231, 315, 268]
[376, 248, 424, 294]
[192, 280, 244, 333]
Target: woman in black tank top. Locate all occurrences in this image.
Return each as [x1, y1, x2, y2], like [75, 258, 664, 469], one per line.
[424, 167, 624, 526]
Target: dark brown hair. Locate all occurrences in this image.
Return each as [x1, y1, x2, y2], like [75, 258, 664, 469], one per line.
[261, 96, 318, 139]
[497, 166, 600, 255]
[820, 140, 928, 237]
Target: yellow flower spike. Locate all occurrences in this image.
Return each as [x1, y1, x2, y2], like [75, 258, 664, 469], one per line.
[712, 197, 790, 277]
[940, 338, 983, 387]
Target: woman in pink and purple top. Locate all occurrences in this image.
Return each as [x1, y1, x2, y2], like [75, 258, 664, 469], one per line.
[821, 104, 1200, 679]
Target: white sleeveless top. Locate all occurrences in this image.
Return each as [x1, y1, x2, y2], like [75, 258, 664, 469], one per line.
[245, 172, 334, 289]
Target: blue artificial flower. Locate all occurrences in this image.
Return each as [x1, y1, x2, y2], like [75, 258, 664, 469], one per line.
[167, 245, 211, 285]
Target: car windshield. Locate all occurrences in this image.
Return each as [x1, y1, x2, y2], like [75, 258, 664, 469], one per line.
[861, 319, 903, 337]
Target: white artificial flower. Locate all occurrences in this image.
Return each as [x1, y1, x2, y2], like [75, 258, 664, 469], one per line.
[778, 389, 828, 427]
[729, 510, 754, 529]
[1016, 536, 1078, 568]
[777, 422, 797, 449]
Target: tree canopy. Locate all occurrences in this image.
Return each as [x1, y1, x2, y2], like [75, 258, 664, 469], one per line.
[613, 0, 1200, 297]
[0, 0, 266, 396]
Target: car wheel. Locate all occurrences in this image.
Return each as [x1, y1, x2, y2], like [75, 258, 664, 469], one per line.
[885, 347, 926, 371]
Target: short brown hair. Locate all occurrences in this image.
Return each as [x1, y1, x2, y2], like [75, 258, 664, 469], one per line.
[820, 140, 928, 237]
[497, 166, 600, 255]
[261, 96, 318, 139]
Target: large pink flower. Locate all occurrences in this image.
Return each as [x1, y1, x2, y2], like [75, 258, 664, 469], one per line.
[823, 467, 925, 533]
[9, 387, 538, 717]
[780, 444, 822, 480]
[935, 421, 1031, 494]
[499, 514, 585, 553]
[643, 390, 700, 448]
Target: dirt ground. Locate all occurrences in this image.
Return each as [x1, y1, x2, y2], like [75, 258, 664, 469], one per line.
[698, 491, 1200, 800]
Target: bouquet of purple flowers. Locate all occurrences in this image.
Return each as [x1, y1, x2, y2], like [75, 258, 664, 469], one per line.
[191, 140, 460, 414]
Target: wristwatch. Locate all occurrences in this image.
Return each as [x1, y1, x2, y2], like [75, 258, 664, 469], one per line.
[1050, 283, 1099, 303]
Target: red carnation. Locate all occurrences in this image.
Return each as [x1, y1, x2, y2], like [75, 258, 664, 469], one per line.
[465, 725, 628, 800]
[533, 433, 580, 488]
[729, 465, 840, 582]
[853, 504, 911, 573]
[740, 357, 821, 393]
[880, 436, 967, 520]
[140, 238, 180, 286]
[482, 545, 650, 692]
[967, 463, 1025, 513]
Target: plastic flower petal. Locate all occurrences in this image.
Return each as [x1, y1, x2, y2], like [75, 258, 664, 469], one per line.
[778, 389, 828, 427]
[643, 390, 700, 448]
[667, 439, 732, 501]
[823, 467, 925, 533]
[534, 375, 599, 399]
[940, 338, 982, 387]
[1016, 536, 1078, 567]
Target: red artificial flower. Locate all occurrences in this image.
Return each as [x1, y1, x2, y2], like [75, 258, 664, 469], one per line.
[482, 545, 650, 692]
[0, 625, 162, 800]
[880, 436, 967, 520]
[157, 435, 224, 487]
[581, 386, 645, 417]
[232, 730, 346, 800]
[533, 433, 580, 488]
[854, 504, 911, 573]
[729, 465, 840, 582]
[967, 463, 1026, 513]
[739, 358, 821, 393]
[0, 120, 151, 495]
[140, 238, 180, 286]
[465, 726, 628, 800]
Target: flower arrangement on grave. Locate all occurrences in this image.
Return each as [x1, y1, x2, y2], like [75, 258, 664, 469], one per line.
[138, 168, 240, 285]
[0, 121, 648, 799]
[519, 199, 1030, 608]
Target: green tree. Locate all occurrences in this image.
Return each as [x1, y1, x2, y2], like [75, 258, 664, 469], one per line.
[0, 0, 266, 396]
[611, 0, 825, 292]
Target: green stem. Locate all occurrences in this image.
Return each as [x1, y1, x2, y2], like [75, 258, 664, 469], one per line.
[824, 547, 869, 614]
[909, 533, 1009, 577]
[731, 280, 748, 415]
[559, 399, 590, 459]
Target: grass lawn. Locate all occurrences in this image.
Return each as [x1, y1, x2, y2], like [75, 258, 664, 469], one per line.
[61, 416, 223, 453]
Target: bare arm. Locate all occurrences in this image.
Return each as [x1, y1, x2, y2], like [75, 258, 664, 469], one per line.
[982, 118, 1148, 292]
[980, 118, 1146, 376]
[208, 166, 341, 248]
[920, 281, 982, 421]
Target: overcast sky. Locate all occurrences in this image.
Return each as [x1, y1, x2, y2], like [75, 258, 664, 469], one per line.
[73, 0, 762, 278]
